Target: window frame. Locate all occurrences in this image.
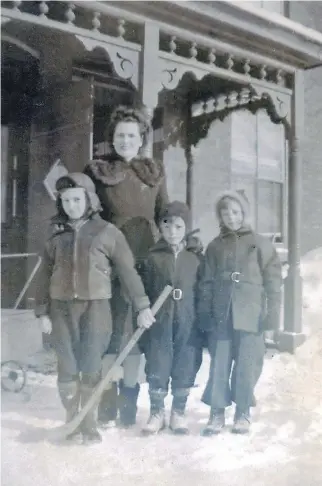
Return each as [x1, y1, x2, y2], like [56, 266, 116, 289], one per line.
[230, 108, 288, 247]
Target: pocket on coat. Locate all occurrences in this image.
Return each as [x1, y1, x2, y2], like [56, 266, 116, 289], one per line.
[95, 264, 111, 279]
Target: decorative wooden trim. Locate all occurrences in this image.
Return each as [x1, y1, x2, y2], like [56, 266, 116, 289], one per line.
[75, 35, 139, 88]
[96, 1, 322, 67]
[188, 83, 292, 137]
[249, 82, 292, 126]
[158, 50, 292, 95]
[1, 34, 40, 59]
[1, 6, 141, 52]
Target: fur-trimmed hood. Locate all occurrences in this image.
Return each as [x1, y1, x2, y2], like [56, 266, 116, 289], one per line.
[85, 155, 165, 188]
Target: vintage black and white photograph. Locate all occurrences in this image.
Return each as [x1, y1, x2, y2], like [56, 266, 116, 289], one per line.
[1, 1, 322, 485]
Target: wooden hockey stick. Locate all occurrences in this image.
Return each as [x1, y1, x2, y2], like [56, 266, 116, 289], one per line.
[47, 284, 173, 441]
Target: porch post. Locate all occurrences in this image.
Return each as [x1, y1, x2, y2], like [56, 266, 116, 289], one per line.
[185, 103, 194, 228]
[139, 21, 160, 158]
[280, 70, 305, 353]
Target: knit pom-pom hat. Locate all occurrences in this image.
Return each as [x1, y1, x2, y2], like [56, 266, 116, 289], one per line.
[158, 200, 191, 231]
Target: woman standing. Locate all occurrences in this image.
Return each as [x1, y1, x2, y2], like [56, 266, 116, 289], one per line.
[84, 105, 169, 428]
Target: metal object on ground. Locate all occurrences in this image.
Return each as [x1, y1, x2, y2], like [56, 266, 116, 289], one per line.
[1, 360, 27, 393]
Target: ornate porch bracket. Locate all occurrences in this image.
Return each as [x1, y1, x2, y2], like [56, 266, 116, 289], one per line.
[190, 85, 292, 125]
[249, 83, 292, 128]
[75, 35, 140, 88]
[158, 53, 255, 92]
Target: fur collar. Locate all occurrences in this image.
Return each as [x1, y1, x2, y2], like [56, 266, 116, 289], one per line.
[86, 155, 165, 187]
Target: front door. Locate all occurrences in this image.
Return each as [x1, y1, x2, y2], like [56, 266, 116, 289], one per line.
[1, 46, 37, 308]
[1, 123, 30, 308]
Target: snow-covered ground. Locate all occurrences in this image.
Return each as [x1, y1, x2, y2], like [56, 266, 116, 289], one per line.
[2, 248, 322, 486]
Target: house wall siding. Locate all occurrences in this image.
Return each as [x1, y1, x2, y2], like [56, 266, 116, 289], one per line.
[290, 1, 322, 254]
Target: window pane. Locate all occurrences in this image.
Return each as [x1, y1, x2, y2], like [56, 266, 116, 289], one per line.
[257, 109, 285, 181]
[231, 109, 257, 175]
[257, 180, 282, 235]
[231, 174, 256, 229]
[1, 126, 9, 223]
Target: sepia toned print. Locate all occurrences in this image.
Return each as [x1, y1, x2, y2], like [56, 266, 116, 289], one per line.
[1, 2, 322, 485]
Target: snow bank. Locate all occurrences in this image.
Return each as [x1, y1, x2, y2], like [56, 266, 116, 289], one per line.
[301, 247, 322, 323]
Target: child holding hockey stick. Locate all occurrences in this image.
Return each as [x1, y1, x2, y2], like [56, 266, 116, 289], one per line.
[35, 173, 155, 445]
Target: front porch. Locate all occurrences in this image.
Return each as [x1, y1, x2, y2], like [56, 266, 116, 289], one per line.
[2, 1, 322, 351]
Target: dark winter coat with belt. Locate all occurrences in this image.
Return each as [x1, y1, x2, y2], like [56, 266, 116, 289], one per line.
[84, 154, 169, 354]
[198, 191, 282, 334]
[34, 173, 150, 319]
[139, 238, 203, 389]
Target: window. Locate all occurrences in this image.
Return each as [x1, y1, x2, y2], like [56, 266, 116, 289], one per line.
[231, 109, 286, 241]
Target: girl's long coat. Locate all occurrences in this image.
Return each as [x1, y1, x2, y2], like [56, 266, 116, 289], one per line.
[198, 229, 282, 334]
[84, 155, 169, 354]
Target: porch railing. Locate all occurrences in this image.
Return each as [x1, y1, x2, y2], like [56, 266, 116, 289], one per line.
[1, 253, 42, 310]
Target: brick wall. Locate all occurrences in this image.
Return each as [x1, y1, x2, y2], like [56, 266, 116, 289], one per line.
[290, 1, 322, 254]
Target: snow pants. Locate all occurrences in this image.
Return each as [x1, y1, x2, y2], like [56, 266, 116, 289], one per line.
[144, 315, 197, 392]
[202, 316, 265, 412]
[50, 299, 112, 384]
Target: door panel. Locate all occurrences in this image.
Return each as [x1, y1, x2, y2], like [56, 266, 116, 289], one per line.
[50, 78, 94, 171]
[26, 79, 94, 308]
[1, 124, 30, 308]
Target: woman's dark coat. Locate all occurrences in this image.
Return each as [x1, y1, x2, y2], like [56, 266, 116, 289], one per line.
[84, 154, 169, 354]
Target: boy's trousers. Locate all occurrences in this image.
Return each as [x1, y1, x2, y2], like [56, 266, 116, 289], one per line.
[50, 299, 112, 383]
[144, 315, 197, 392]
[202, 315, 265, 412]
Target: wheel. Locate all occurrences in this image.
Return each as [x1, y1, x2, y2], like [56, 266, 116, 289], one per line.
[1, 360, 27, 393]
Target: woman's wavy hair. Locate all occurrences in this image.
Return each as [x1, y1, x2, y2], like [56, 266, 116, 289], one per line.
[106, 105, 151, 150]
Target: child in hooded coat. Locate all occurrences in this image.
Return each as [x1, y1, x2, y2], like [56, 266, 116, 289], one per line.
[198, 190, 282, 435]
[34, 173, 154, 445]
[140, 201, 203, 435]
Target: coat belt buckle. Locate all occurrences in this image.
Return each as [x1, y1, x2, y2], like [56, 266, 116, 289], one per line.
[172, 288, 183, 300]
[231, 272, 241, 283]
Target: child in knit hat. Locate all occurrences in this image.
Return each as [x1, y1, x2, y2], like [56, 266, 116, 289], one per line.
[198, 189, 282, 435]
[140, 201, 203, 435]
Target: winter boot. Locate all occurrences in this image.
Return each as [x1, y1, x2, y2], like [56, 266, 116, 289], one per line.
[170, 388, 190, 435]
[58, 381, 82, 443]
[118, 380, 140, 428]
[141, 389, 167, 436]
[97, 382, 118, 428]
[80, 384, 102, 445]
[232, 408, 251, 434]
[201, 408, 225, 436]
